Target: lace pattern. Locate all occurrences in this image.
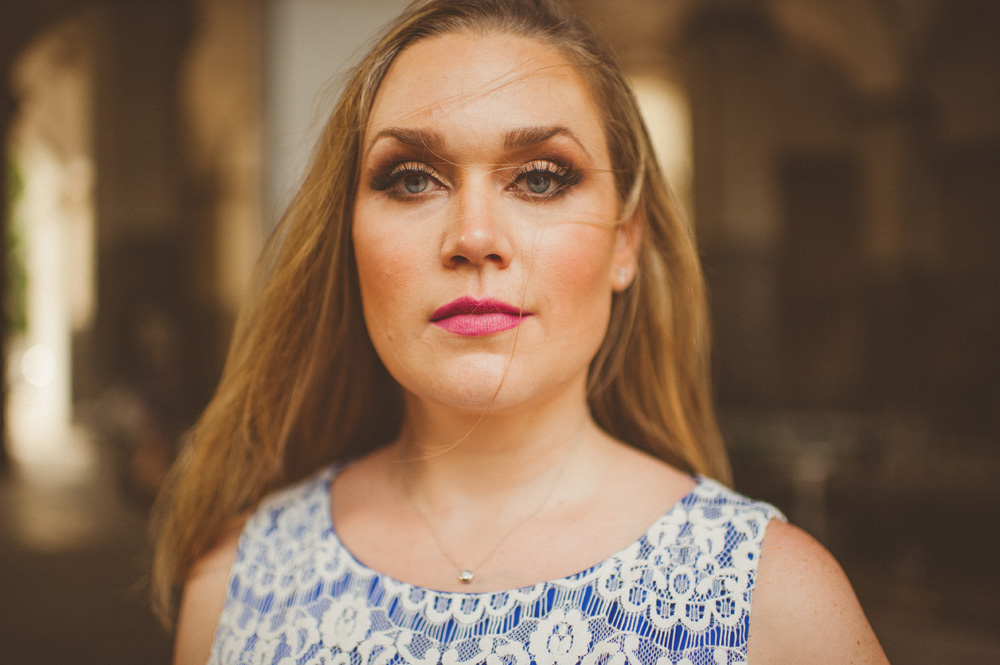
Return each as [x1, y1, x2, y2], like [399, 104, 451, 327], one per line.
[209, 467, 782, 665]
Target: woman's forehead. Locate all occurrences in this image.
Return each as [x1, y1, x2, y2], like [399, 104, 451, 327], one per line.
[364, 32, 607, 159]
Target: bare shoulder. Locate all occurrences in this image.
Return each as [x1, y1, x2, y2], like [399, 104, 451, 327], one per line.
[595, 437, 698, 501]
[748, 519, 889, 664]
[173, 515, 248, 665]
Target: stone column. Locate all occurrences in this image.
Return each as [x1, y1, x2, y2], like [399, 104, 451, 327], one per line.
[853, 90, 936, 413]
[680, 7, 784, 406]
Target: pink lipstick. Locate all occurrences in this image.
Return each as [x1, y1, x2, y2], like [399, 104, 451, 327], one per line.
[430, 296, 530, 336]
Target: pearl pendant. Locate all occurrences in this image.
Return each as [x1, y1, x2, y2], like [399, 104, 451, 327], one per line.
[458, 570, 474, 584]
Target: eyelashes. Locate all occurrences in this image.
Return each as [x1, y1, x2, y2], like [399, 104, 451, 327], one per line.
[368, 161, 443, 195]
[367, 157, 583, 201]
[510, 160, 582, 197]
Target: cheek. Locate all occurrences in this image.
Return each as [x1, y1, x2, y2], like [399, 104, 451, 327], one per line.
[353, 222, 414, 330]
[534, 229, 615, 304]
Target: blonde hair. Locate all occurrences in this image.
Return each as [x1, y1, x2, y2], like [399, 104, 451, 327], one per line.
[152, 0, 729, 625]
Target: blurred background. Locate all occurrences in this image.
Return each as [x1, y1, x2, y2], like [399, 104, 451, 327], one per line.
[0, 0, 997, 663]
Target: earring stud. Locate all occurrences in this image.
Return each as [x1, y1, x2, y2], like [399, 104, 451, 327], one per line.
[617, 267, 627, 283]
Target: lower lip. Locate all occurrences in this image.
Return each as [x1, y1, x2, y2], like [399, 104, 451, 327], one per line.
[432, 313, 528, 336]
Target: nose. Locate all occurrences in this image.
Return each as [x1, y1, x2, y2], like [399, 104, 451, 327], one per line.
[440, 176, 513, 270]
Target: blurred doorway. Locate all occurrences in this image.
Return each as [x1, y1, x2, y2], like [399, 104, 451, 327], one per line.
[5, 17, 97, 497]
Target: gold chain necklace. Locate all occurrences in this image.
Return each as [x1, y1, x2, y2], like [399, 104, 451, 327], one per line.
[400, 425, 584, 585]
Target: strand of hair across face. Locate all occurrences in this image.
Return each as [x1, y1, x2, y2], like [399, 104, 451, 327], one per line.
[395, 173, 542, 463]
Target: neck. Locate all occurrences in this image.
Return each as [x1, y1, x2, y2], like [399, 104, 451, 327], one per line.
[385, 382, 619, 587]
[394, 385, 596, 503]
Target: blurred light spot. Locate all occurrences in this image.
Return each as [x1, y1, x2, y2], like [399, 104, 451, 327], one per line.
[630, 74, 694, 213]
[21, 343, 56, 387]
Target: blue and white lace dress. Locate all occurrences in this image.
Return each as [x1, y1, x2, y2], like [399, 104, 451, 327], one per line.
[209, 467, 783, 665]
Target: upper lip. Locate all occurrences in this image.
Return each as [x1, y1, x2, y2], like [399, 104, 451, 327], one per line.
[430, 296, 526, 321]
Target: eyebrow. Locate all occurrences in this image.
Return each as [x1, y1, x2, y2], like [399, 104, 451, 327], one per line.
[502, 125, 589, 157]
[364, 125, 591, 159]
[366, 127, 446, 155]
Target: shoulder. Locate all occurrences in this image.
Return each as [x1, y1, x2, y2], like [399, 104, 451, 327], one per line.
[172, 466, 336, 665]
[173, 515, 247, 665]
[748, 520, 889, 664]
[673, 476, 782, 556]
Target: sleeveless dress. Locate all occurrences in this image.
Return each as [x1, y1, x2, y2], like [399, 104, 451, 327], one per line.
[208, 466, 783, 665]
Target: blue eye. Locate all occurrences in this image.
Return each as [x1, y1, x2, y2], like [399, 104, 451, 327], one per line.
[512, 160, 580, 198]
[524, 171, 553, 194]
[402, 172, 430, 194]
[369, 161, 442, 198]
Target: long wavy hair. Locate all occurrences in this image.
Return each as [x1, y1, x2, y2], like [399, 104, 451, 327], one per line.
[152, 0, 729, 624]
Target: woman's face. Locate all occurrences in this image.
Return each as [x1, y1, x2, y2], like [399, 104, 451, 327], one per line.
[353, 31, 636, 415]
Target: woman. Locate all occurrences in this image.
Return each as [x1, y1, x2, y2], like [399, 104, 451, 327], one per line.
[155, 1, 889, 663]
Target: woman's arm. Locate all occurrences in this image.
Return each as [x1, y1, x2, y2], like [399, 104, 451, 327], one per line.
[172, 517, 246, 665]
[748, 520, 890, 664]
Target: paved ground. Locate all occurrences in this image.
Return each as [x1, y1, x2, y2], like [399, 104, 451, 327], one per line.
[0, 435, 172, 665]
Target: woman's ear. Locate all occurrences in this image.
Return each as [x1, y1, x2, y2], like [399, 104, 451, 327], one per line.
[610, 213, 642, 292]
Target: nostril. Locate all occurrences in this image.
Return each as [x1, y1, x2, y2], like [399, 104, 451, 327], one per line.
[486, 253, 503, 263]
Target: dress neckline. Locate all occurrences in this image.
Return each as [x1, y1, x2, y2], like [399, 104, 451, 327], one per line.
[319, 464, 706, 598]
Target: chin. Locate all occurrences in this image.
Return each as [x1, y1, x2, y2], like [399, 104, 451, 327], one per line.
[391, 358, 516, 412]
[427, 363, 520, 410]
[418, 370, 583, 418]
